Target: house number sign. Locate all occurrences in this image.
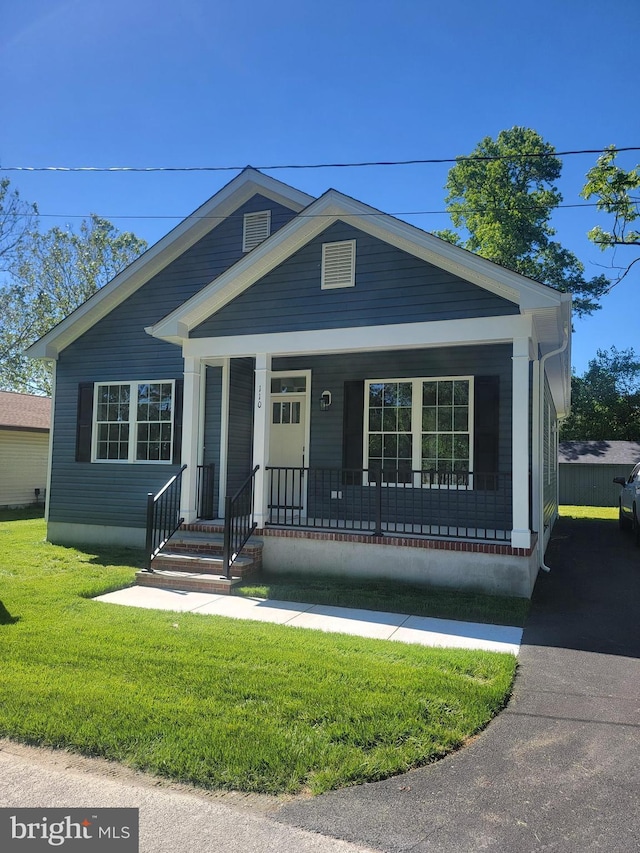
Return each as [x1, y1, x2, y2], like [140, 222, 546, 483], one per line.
[257, 384, 262, 408]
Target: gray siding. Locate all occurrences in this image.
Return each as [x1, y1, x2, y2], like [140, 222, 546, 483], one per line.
[192, 221, 519, 338]
[226, 358, 254, 496]
[202, 366, 222, 513]
[49, 195, 298, 530]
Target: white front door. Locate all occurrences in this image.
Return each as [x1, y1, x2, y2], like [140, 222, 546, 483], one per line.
[269, 392, 307, 509]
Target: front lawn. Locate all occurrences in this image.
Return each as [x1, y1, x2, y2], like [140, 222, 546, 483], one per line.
[236, 573, 530, 627]
[559, 505, 617, 520]
[0, 516, 517, 795]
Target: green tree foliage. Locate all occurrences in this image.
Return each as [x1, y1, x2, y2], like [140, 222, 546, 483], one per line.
[0, 178, 37, 273]
[0, 215, 147, 395]
[435, 127, 610, 316]
[561, 347, 640, 440]
[582, 145, 640, 284]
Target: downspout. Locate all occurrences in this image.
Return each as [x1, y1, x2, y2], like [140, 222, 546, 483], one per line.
[538, 319, 570, 572]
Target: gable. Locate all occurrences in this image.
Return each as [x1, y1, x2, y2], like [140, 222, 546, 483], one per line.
[57, 194, 303, 376]
[191, 221, 519, 339]
[26, 170, 314, 360]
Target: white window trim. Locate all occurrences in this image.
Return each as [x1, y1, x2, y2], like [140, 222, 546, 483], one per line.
[321, 239, 356, 289]
[243, 210, 271, 253]
[363, 376, 474, 489]
[92, 380, 176, 464]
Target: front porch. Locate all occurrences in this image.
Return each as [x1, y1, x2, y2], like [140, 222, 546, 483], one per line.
[171, 463, 535, 597]
[165, 336, 545, 596]
[177, 342, 537, 553]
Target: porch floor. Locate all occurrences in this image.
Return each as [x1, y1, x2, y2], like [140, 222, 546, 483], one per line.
[95, 586, 523, 655]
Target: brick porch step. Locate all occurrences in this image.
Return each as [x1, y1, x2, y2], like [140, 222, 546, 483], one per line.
[151, 550, 256, 577]
[135, 568, 244, 594]
[135, 525, 263, 594]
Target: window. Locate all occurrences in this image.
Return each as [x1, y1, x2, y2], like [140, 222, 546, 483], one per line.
[94, 381, 175, 463]
[272, 400, 301, 424]
[321, 240, 356, 289]
[243, 210, 271, 252]
[365, 377, 473, 487]
[271, 376, 306, 393]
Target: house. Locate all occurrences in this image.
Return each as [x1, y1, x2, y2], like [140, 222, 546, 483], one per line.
[0, 391, 51, 508]
[559, 440, 640, 507]
[26, 169, 571, 598]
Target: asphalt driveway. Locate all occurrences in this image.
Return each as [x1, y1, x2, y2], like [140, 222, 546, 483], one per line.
[275, 516, 640, 852]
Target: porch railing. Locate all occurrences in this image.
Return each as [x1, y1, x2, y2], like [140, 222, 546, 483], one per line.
[223, 465, 259, 578]
[196, 463, 216, 519]
[267, 466, 511, 542]
[144, 464, 187, 572]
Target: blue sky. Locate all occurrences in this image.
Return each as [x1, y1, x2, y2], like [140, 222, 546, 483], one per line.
[1, 0, 639, 375]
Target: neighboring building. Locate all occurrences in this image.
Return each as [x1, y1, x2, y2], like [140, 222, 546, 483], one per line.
[26, 169, 571, 597]
[559, 440, 640, 507]
[0, 391, 51, 508]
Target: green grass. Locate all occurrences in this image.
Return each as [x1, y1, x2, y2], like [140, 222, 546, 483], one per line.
[559, 505, 618, 520]
[236, 574, 529, 627]
[0, 514, 517, 795]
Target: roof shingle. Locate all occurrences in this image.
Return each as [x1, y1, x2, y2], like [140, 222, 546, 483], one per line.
[0, 391, 51, 431]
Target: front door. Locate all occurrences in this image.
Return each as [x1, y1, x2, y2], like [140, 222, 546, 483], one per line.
[269, 391, 307, 510]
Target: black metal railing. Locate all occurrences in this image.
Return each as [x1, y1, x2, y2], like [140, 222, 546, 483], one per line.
[144, 464, 187, 572]
[267, 466, 511, 542]
[223, 465, 259, 578]
[196, 463, 216, 519]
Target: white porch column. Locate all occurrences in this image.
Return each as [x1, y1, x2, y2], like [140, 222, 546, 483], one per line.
[511, 337, 532, 549]
[252, 353, 272, 528]
[180, 356, 202, 524]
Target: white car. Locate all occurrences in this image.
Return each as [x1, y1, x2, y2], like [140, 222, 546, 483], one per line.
[614, 464, 640, 542]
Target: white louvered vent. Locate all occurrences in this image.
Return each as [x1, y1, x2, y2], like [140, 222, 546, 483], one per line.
[321, 240, 356, 289]
[243, 210, 271, 252]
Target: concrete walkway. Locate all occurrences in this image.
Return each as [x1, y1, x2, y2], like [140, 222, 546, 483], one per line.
[95, 585, 523, 655]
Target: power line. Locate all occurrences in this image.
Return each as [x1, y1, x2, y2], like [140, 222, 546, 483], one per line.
[13, 201, 604, 222]
[1, 147, 639, 173]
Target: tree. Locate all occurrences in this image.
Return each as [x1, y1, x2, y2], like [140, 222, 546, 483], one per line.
[560, 347, 640, 440]
[0, 215, 147, 395]
[434, 127, 610, 316]
[582, 145, 640, 285]
[0, 177, 37, 273]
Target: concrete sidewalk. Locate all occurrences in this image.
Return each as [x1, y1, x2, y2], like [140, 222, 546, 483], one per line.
[95, 585, 523, 655]
[0, 741, 374, 853]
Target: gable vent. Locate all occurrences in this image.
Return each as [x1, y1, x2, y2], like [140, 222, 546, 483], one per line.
[321, 240, 356, 289]
[243, 210, 271, 252]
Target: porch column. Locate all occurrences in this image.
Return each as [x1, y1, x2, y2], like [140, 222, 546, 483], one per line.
[511, 337, 532, 549]
[180, 356, 202, 524]
[252, 353, 272, 528]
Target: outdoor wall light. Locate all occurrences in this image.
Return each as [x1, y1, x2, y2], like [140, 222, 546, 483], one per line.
[320, 390, 332, 410]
